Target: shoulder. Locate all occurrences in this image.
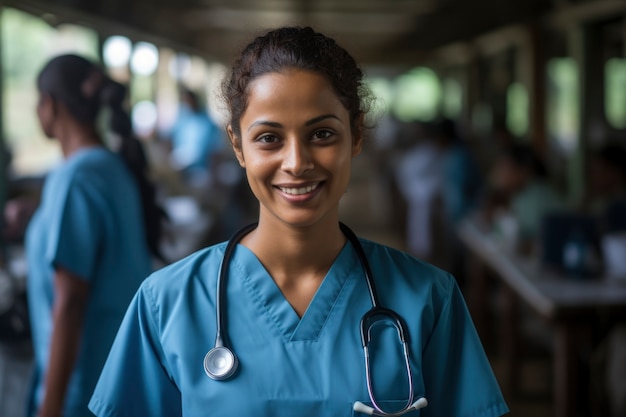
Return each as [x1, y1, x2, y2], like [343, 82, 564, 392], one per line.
[139, 242, 228, 303]
[358, 238, 455, 299]
[67, 147, 119, 169]
[45, 149, 130, 203]
[53, 148, 125, 186]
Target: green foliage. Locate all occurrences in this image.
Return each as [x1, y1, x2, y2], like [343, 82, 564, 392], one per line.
[506, 82, 529, 138]
[605, 58, 626, 130]
[1, 7, 98, 174]
[547, 58, 579, 153]
[391, 67, 442, 122]
[2, 8, 54, 83]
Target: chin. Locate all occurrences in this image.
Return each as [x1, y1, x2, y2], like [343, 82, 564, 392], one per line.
[274, 212, 338, 230]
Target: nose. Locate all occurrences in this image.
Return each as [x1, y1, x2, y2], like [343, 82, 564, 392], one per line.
[281, 137, 314, 176]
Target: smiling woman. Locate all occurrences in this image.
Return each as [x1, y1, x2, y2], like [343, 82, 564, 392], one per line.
[230, 69, 361, 233]
[88, 26, 508, 417]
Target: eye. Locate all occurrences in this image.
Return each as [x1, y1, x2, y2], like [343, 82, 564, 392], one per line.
[256, 134, 280, 144]
[312, 129, 333, 141]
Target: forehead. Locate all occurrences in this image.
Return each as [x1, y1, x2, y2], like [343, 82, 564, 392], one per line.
[241, 70, 346, 120]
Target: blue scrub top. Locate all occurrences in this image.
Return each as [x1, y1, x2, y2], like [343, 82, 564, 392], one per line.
[26, 147, 153, 417]
[170, 105, 222, 172]
[89, 238, 508, 417]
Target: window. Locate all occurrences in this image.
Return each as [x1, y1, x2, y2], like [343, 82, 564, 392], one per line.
[506, 82, 529, 137]
[546, 58, 579, 154]
[391, 67, 441, 122]
[1, 8, 98, 175]
[442, 77, 463, 120]
[605, 58, 626, 130]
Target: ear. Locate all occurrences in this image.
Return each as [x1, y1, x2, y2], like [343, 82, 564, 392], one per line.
[227, 125, 245, 168]
[351, 112, 364, 157]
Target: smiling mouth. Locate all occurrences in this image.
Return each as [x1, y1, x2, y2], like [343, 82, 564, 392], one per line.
[278, 182, 321, 195]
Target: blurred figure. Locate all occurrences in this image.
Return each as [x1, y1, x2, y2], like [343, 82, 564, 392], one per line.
[434, 118, 483, 281]
[25, 54, 162, 417]
[475, 118, 516, 177]
[167, 87, 223, 187]
[485, 143, 563, 253]
[435, 118, 482, 225]
[4, 195, 38, 243]
[582, 142, 626, 232]
[394, 122, 443, 259]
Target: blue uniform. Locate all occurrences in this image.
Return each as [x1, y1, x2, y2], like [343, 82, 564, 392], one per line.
[26, 148, 153, 417]
[169, 105, 222, 173]
[89, 238, 508, 417]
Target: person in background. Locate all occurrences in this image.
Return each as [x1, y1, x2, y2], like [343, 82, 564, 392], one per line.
[167, 87, 223, 186]
[485, 143, 563, 253]
[89, 26, 507, 417]
[25, 54, 163, 417]
[394, 122, 444, 260]
[434, 118, 483, 283]
[435, 118, 482, 225]
[582, 142, 626, 232]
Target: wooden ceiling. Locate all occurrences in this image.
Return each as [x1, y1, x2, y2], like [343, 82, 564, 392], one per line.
[5, 0, 555, 66]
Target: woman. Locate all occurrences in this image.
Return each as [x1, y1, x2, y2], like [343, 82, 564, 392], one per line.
[26, 54, 163, 417]
[89, 28, 508, 417]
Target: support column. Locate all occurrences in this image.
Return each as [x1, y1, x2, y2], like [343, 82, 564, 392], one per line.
[528, 24, 547, 155]
[0, 8, 7, 257]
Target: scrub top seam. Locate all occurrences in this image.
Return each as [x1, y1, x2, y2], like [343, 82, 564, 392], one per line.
[287, 240, 360, 342]
[51, 179, 104, 280]
[143, 282, 181, 387]
[289, 260, 355, 343]
[232, 252, 294, 342]
[420, 273, 454, 354]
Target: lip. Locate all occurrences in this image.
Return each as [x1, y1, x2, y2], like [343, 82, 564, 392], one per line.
[275, 181, 324, 202]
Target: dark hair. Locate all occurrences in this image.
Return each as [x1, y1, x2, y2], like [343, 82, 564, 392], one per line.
[593, 143, 626, 181]
[179, 86, 201, 112]
[37, 54, 166, 261]
[502, 143, 548, 179]
[222, 26, 370, 142]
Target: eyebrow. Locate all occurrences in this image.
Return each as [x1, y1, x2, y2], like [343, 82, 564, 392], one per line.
[247, 114, 341, 132]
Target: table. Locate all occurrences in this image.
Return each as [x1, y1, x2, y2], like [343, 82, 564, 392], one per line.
[457, 217, 626, 417]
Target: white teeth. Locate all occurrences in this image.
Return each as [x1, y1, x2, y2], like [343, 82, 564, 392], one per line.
[280, 183, 319, 195]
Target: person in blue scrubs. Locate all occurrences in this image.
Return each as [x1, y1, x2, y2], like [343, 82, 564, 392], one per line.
[89, 27, 509, 417]
[167, 88, 223, 184]
[26, 54, 164, 417]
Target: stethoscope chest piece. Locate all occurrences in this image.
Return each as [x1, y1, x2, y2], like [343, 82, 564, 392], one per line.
[204, 346, 238, 380]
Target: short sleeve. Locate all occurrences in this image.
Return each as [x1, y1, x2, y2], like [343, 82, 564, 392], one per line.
[421, 279, 509, 417]
[46, 178, 102, 279]
[88, 283, 182, 417]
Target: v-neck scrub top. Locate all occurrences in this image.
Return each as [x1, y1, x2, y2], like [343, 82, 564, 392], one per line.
[26, 148, 153, 417]
[89, 238, 508, 417]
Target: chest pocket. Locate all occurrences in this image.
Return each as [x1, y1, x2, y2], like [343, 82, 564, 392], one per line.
[352, 399, 423, 416]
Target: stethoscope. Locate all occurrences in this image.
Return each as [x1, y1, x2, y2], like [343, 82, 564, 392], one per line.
[204, 223, 428, 416]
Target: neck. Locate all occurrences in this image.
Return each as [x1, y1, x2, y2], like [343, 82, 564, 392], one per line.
[241, 215, 346, 316]
[59, 127, 102, 158]
[245, 217, 346, 280]
[50, 103, 103, 158]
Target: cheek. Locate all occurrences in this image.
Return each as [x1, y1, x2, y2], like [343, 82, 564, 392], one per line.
[241, 153, 272, 184]
[37, 107, 51, 133]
